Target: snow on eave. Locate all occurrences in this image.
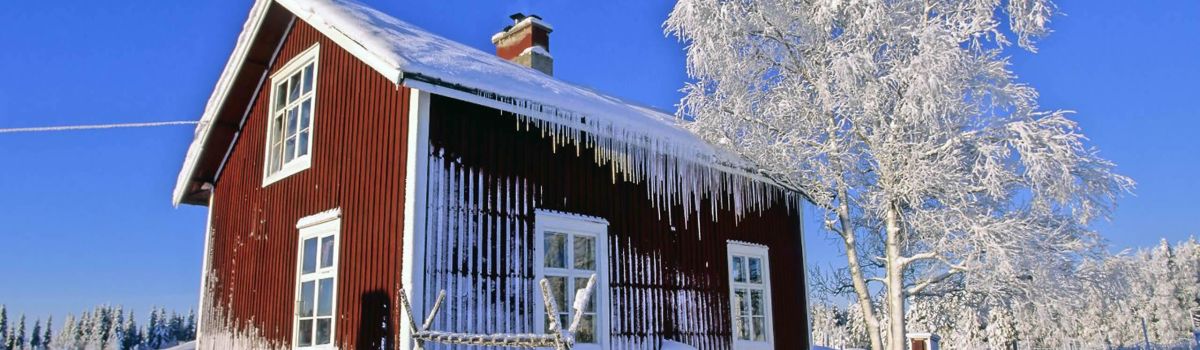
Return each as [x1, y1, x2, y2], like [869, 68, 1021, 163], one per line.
[171, 0, 275, 206]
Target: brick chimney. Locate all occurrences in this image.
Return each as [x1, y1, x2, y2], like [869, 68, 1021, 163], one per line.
[492, 13, 553, 75]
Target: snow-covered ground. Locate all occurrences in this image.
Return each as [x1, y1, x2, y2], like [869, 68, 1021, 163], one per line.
[661, 340, 698, 350]
[162, 341, 196, 350]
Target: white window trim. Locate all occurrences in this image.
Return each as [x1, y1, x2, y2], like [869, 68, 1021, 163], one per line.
[533, 210, 610, 350]
[293, 210, 341, 350]
[727, 241, 775, 350]
[263, 44, 320, 187]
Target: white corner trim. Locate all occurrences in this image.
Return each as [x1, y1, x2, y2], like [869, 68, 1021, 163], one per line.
[399, 88, 431, 350]
[195, 192, 216, 345]
[797, 206, 814, 346]
[296, 208, 342, 229]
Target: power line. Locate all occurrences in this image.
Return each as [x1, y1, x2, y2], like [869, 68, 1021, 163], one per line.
[0, 120, 198, 134]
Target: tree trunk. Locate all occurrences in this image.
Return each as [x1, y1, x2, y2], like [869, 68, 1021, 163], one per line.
[885, 203, 907, 350]
[837, 188, 884, 350]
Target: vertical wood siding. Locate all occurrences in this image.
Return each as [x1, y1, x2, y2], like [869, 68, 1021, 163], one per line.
[420, 95, 809, 350]
[206, 19, 410, 349]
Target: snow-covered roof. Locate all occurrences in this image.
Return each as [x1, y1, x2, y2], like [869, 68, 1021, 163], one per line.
[275, 0, 736, 161]
[174, 0, 795, 210]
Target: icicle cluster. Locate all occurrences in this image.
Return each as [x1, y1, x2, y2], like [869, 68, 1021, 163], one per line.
[469, 88, 798, 224]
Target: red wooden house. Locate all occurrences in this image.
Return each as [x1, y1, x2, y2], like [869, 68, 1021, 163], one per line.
[172, 0, 812, 349]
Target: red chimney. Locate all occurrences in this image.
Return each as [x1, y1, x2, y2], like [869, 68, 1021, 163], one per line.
[491, 13, 553, 75]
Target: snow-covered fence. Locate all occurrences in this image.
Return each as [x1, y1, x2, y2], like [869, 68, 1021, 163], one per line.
[398, 274, 597, 350]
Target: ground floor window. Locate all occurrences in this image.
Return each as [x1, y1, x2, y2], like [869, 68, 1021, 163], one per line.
[534, 210, 610, 349]
[727, 241, 774, 349]
[294, 210, 340, 349]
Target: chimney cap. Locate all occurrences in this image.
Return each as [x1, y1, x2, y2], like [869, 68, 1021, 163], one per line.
[509, 13, 543, 24]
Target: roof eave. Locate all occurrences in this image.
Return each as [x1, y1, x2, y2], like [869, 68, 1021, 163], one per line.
[172, 0, 287, 206]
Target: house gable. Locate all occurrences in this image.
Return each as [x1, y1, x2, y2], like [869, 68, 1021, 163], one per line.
[202, 18, 412, 349]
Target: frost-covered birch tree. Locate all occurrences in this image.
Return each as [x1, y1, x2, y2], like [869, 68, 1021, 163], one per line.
[666, 1, 1133, 349]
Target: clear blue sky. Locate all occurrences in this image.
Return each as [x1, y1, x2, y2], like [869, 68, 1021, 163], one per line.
[0, 0, 1195, 325]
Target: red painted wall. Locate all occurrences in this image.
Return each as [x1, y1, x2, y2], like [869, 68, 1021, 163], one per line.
[205, 19, 411, 349]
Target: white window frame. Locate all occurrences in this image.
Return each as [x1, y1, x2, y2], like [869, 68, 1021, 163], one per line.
[727, 241, 775, 350]
[533, 210, 610, 350]
[263, 44, 319, 186]
[293, 209, 341, 350]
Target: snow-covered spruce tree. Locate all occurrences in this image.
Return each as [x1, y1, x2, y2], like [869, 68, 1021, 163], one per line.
[74, 311, 90, 350]
[87, 306, 113, 350]
[30, 320, 41, 350]
[666, 1, 1133, 349]
[167, 310, 184, 346]
[184, 309, 196, 342]
[810, 302, 855, 348]
[0, 305, 7, 350]
[12, 314, 25, 350]
[103, 307, 123, 350]
[119, 311, 140, 350]
[41, 316, 49, 350]
[54, 314, 75, 350]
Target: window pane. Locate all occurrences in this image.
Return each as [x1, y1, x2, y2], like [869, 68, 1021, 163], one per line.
[573, 235, 595, 270]
[544, 232, 566, 268]
[750, 289, 764, 316]
[318, 277, 334, 316]
[270, 140, 282, 172]
[752, 317, 766, 341]
[271, 114, 284, 144]
[737, 316, 750, 340]
[315, 318, 331, 345]
[287, 108, 298, 136]
[285, 137, 297, 163]
[320, 235, 334, 268]
[546, 313, 571, 332]
[302, 238, 317, 274]
[300, 100, 312, 130]
[573, 277, 595, 312]
[736, 288, 749, 316]
[302, 64, 315, 93]
[299, 131, 310, 158]
[275, 82, 288, 109]
[731, 256, 746, 283]
[299, 281, 315, 317]
[748, 257, 762, 284]
[297, 319, 313, 347]
[546, 275, 566, 311]
[289, 73, 302, 102]
[576, 314, 595, 343]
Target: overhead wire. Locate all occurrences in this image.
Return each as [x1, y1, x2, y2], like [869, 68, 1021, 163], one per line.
[0, 120, 198, 134]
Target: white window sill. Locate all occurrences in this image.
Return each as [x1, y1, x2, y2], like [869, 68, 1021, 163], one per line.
[263, 156, 311, 187]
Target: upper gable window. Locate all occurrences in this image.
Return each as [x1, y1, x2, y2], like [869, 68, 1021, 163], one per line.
[264, 44, 319, 186]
